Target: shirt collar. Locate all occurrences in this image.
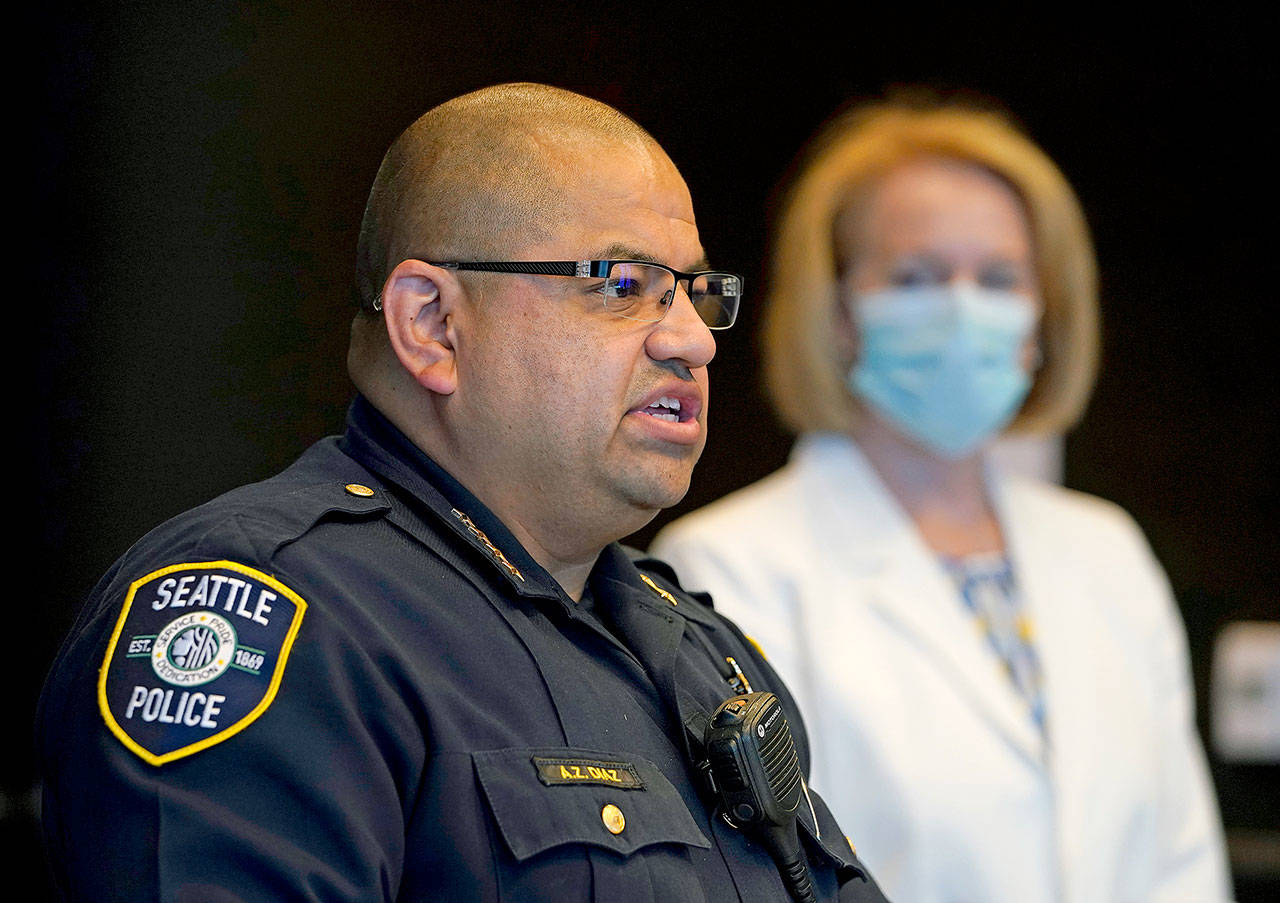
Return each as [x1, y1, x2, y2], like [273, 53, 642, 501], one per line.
[337, 395, 697, 620]
[339, 394, 555, 596]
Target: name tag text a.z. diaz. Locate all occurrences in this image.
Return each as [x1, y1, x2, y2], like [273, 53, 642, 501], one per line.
[532, 756, 647, 789]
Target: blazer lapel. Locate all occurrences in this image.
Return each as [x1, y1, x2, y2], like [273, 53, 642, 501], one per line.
[798, 435, 1045, 765]
[990, 470, 1099, 846]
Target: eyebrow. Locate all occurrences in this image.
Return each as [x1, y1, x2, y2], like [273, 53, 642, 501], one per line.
[594, 243, 713, 273]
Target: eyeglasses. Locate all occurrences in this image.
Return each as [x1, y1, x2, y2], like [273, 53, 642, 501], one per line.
[416, 259, 742, 329]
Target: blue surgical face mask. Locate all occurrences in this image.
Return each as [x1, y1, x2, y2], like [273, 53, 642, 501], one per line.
[846, 283, 1039, 459]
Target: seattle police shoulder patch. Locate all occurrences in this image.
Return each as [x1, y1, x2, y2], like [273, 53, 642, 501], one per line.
[97, 560, 307, 766]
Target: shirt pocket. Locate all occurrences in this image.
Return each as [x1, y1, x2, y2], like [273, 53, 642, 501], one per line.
[473, 746, 712, 902]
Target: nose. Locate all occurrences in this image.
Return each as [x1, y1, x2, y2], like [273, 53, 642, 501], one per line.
[646, 283, 716, 370]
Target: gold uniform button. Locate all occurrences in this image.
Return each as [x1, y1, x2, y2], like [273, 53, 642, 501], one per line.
[344, 483, 376, 497]
[601, 804, 625, 835]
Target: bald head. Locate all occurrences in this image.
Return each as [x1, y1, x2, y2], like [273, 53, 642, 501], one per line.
[354, 83, 662, 311]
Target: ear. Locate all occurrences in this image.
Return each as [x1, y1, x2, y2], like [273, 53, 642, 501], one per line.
[379, 259, 463, 395]
[833, 285, 859, 367]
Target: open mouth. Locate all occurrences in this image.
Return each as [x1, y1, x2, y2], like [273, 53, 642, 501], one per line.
[641, 396, 686, 422]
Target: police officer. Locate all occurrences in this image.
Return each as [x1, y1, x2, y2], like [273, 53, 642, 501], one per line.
[38, 83, 888, 902]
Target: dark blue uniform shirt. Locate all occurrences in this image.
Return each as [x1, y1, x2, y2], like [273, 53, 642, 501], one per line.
[38, 396, 886, 902]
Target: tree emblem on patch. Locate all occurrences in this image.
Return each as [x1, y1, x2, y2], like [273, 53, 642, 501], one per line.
[98, 560, 307, 766]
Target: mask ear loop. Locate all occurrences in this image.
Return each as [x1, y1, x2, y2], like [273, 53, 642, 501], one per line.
[1025, 295, 1045, 372]
[835, 281, 861, 377]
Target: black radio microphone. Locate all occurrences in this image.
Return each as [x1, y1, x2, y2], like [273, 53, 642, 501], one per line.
[703, 691, 816, 903]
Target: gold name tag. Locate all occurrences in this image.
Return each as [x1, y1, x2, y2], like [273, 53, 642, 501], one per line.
[532, 756, 645, 789]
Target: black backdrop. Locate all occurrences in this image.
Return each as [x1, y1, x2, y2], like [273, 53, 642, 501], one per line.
[23, 3, 1277, 896]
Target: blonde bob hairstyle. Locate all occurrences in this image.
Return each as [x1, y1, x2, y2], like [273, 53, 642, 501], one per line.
[763, 96, 1099, 438]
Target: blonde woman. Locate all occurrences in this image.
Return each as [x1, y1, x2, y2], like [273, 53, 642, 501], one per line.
[652, 97, 1231, 903]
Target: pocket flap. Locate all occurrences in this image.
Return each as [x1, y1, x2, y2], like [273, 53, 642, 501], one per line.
[473, 747, 712, 861]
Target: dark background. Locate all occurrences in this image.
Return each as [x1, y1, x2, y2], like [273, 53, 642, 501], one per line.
[21, 2, 1277, 896]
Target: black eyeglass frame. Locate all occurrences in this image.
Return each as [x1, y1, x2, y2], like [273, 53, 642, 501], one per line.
[383, 259, 742, 329]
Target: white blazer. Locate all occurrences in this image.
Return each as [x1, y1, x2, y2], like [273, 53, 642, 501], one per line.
[652, 433, 1231, 903]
